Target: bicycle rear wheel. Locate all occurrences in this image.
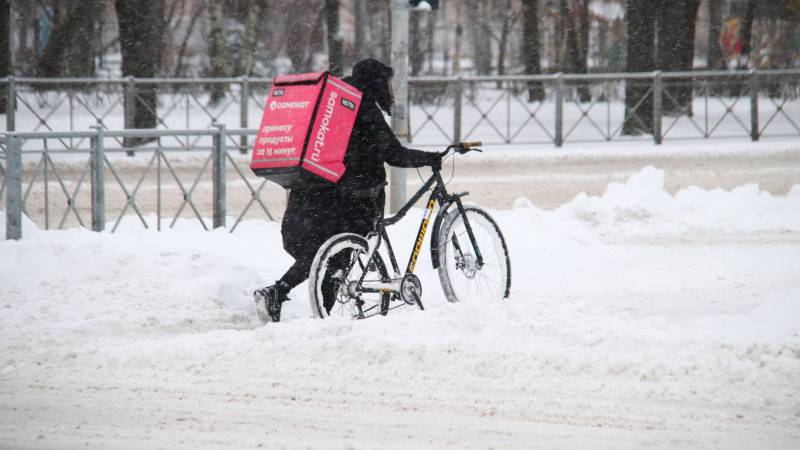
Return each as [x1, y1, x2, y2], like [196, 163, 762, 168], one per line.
[308, 233, 390, 319]
[437, 205, 511, 303]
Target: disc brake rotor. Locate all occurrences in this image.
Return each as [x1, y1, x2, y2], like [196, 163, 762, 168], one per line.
[456, 254, 478, 279]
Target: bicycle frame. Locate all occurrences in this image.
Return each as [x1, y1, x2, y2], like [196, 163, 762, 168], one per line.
[353, 168, 485, 309]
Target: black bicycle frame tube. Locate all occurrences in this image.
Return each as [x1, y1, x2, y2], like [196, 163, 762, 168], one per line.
[381, 226, 402, 276]
[379, 168, 485, 275]
[383, 175, 439, 226]
[452, 195, 484, 267]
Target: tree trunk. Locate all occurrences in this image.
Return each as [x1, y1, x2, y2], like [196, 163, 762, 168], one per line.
[707, 0, 726, 70]
[452, 0, 463, 75]
[116, 0, 166, 142]
[560, 0, 588, 101]
[521, 0, 544, 102]
[497, 17, 509, 77]
[496, 2, 518, 82]
[173, 2, 205, 77]
[236, 0, 267, 77]
[656, 0, 699, 115]
[561, 0, 580, 72]
[467, 0, 491, 74]
[738, 0, 756, 68]
[427, 8, 436, 74]
[325, 0, 343, 76]
[576, 0, 591, 101]
[37, 0, 101, 77]
[0, 0, 10, 114]
[354, 0, 370, 60]
[207, 0, 229, 104]
[623, 0, 656, 135]
[597, 17, 609, 71]
[381, 0, 392, 62]
[410, 9, 425, 76]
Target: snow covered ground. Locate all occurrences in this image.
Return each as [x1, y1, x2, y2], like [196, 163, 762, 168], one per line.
[2, 166, 799, 448]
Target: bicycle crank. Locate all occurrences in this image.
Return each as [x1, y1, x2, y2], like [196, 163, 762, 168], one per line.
[400, 273, 423, 306]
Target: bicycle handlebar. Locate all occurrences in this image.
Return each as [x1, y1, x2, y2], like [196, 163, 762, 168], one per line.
[443, 141, 483, 156]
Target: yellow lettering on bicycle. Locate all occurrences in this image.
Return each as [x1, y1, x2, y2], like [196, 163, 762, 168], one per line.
[408, 198, 436, 273]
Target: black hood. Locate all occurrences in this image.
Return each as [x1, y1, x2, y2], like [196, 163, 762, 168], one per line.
[345, 58, 394, 115]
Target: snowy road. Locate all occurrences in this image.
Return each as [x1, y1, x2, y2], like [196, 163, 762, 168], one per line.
[2, 164, 800, 448]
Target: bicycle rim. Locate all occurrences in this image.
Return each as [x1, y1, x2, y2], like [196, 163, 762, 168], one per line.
[309, 234, 390, 319]
[437, 206, 511, 303]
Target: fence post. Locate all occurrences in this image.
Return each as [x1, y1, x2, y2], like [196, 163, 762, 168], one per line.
[240, 76, 249, 154]
[124, 76, 136, 156]
[750, 69, 759, 141]
[90, 126, 106, 232]
[212, 124, 227, 229]
[5, 134, 22, 240]
[453, 76, 462, 143]
[555, 73, 563, 147]
[6, 76, 15, 132]
[653, 71, 662, 145]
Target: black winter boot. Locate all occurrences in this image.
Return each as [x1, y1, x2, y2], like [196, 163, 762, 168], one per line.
[254, 281, 290, 323]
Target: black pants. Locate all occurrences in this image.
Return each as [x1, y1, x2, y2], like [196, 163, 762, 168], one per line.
[278, 191, 385, 291]
[278, 248, 317, 290]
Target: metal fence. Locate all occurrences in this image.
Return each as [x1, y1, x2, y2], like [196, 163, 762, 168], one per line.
[2, 127, 284, 240]
[2, 69, 799, 148]
[3, 69, 800, 239]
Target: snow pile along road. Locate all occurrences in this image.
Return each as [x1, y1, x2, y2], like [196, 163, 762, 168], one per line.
[1, 166, 799, 449]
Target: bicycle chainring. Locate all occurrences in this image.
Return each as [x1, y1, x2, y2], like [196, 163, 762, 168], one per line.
[400, 273, 422, 305]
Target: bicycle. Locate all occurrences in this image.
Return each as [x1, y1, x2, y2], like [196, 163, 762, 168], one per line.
[308, 142, 511, 319]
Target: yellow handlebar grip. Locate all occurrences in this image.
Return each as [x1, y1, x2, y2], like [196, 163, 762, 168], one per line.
[463, 141, 482, 149]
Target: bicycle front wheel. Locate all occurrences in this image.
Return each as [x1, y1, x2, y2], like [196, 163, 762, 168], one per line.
[437, 205, 511, 303]
[308, 233, 390, 319]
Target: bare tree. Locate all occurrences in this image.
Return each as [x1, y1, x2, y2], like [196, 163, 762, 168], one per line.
[738, 0, 757, 68]
[707, 0, 726, 70]
[452, 0, 464, 74]
[576, 0, 590, 101]
[467, 0, 492, 74]
[353, 0, 370, 60]
[410, 9, 427, 76]
[426, 7, 436, 73]
[235, 0, 268, 76]
[173, 0, 206, 77]
[206, 1, 229, 103]
[116, 0, 166, 140]
[37, 0, 103, 77]
[656, 0, 700, 114]
[521, 0, 544, 102]
[326, 0, 343, 75]
[560, 0, 579, 73]
[623, 0, 656, 135]
[494, 0, 520, 79]
[285, 0, 325, 72]
[0, 0, 9, 113]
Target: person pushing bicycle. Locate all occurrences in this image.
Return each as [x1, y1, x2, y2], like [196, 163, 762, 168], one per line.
[254, 58, 443, 323]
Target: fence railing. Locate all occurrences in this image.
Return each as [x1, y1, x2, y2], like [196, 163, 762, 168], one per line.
[2, 69, 799, 148]
[3, 69, 800, 239]
[2, 127, 284, 240]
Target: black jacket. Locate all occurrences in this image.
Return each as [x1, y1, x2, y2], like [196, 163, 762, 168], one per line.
[282, 59, 439, 259]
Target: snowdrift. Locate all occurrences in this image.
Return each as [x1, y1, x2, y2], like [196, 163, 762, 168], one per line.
[1, 167, 799, 448]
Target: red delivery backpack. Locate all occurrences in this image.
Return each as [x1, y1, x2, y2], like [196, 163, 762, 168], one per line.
[250, 72, 363, 189]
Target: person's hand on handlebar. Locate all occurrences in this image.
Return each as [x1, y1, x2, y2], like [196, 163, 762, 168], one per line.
[431, 153, 443, 171]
